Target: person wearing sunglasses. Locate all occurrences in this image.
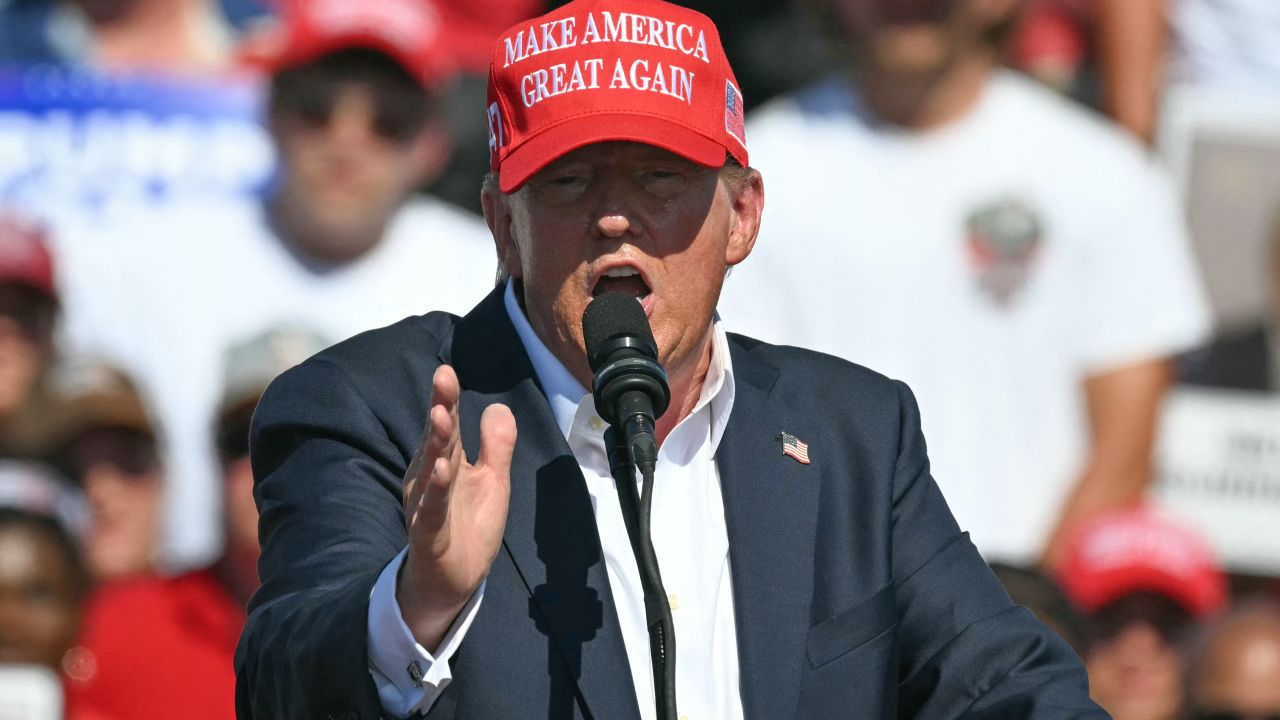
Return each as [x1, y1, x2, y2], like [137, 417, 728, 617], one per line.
[1056, 507, 1228, 720]
[39, 0, 500, 573]
[260, 5, 449, 268]
[1183, 601, 1280, 720]
[42, 358, 163, 583]
[63, 325, 328, 720]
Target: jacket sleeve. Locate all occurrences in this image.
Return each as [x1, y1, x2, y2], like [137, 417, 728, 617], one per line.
[235, 357, 411, 720]
[888, 381, 1109, 719]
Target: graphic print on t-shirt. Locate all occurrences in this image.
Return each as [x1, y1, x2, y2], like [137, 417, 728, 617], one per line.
[965, 196, 1044, 307]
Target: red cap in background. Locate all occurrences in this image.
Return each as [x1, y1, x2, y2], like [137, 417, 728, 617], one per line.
[433, 0, 548, 74]
[0, 212, 56, 299]
[1055, 507, 1228, 618]
[486, 0, 749, 192]
[245, 0, 449, 88]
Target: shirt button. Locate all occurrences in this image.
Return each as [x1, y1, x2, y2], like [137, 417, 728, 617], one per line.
[668, 593, 680, 610]
[589, 416, 606, 431]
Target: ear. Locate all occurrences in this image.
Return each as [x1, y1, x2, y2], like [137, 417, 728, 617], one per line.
[482, 182, 523, 280]
[405, 120, 452, 187]
[724, 168, 765, 268]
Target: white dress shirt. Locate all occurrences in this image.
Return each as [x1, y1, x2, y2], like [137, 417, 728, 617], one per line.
[366, 281, 746, 720]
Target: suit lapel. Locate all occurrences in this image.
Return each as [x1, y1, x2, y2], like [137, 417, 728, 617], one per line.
[444, 290, 641, 720]
[718, 338, 822, 720]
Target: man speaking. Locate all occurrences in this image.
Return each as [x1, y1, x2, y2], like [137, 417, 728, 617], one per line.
[235, 1, 1106, 718]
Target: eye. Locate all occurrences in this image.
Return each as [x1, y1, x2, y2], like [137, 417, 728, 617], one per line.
[639, 167, 690, 194]
[643, 167, 683, 180]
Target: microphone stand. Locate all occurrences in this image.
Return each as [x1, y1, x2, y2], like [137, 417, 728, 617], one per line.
[605, 425, 677, 720]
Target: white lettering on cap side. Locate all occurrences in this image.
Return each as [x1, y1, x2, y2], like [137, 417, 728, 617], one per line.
[486, 101, 504, 155]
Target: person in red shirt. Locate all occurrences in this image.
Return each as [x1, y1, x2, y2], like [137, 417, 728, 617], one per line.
[67, 325, 327, 719]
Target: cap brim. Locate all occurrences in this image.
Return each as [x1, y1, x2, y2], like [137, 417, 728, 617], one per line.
[497, 113, 728, 192]
[1069, 564, 1221, 618]
[48, 396, 155, 452]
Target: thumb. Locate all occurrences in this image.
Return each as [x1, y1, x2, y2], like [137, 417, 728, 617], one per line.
[476, 403, 517, 478]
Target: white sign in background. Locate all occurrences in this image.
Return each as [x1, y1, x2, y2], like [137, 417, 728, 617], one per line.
[1154, 387, 1280, 575]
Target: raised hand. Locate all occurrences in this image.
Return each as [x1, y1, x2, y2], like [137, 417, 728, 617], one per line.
[397, 364, 517, 650]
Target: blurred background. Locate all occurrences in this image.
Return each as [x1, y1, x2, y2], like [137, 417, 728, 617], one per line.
[0, 0, 1276, 718]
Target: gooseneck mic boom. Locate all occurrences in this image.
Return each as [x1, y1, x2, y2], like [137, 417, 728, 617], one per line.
[582, 292, 677, 720]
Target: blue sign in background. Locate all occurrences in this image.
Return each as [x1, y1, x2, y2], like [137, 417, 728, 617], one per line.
[0, 65, 275, 218]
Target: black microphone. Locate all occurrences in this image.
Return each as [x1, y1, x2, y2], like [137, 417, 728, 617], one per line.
[582, 292, 671, 477]
[582, 292, 678, 720]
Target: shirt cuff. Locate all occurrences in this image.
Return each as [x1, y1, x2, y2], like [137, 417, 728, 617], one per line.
[366, 547, 486, 718]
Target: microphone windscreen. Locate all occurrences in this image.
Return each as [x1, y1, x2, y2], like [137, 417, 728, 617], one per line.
[582, 292, 655, 371]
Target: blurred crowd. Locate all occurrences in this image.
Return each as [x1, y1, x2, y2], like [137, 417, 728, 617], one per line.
[0, 0, 1276, 718]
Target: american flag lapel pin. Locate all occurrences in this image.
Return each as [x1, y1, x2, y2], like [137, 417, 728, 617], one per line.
[777, 432, 811, 465]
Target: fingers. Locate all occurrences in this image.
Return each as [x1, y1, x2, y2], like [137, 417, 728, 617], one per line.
[404, 365, 463, 513]
[476, 403, 517, 480]
[426, 365, 462, 462]
[406, 368, 515, 535]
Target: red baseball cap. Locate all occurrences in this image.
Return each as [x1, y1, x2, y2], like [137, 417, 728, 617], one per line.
[486, 0, 749, 192]
[252, 0, 448, 88]
[1055, 507, 1227, 618]
[0, 212, 56, 298]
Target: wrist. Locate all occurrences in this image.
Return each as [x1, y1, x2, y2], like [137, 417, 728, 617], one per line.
[395, 557, 470, 652]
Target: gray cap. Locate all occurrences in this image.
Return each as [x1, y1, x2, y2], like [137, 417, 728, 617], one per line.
[0, 460, 88, 539]
[218, 324, 331, 421]
[42, 356, 156, 449]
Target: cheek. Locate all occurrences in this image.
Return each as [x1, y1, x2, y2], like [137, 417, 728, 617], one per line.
[118, 479, 162, 520]
[367, 148, 415, 187]
[510, 209, 589, 293]
[28, 599, 77, 647]
[280, 137, 318, 172]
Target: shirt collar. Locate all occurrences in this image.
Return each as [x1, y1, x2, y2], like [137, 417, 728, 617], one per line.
[504, 280, 587, 440]
[502, 280, 735, 453]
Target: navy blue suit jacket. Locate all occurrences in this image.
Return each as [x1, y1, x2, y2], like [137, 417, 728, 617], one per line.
[236, 287, 1106, 719]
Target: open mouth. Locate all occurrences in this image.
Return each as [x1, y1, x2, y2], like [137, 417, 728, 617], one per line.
[591, 265, 654, 313]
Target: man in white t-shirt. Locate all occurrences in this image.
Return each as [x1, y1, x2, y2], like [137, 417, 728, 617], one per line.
[719, 0, 1210, 567]
[55, 0, 498, 568]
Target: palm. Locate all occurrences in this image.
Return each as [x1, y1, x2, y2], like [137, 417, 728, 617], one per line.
[400, 365, 516, 646]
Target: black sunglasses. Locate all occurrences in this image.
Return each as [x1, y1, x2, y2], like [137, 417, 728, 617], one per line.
[1090, 592, 1196, 647]
[278, 79, 429, 144]
[60, 427, 158, 481]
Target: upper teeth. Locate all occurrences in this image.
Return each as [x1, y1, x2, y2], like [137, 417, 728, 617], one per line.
[605, 267, 639, 278]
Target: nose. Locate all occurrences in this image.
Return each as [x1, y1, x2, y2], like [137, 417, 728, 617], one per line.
[590, 173, 637, 240]
[1112, 622, 1169, 664]
[83, 463, 131, 511]
[595, 213, 631, 238]
[324, 91, 378, 147]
